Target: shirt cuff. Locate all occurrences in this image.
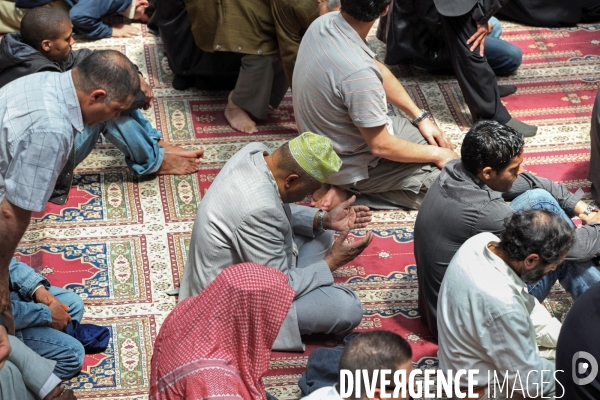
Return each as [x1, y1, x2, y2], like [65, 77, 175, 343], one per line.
[39, 374, 61, 399]
[30, 283, 45, 300]
[566, 188, 585, 217]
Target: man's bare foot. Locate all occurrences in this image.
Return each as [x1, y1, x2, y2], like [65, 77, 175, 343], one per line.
[311, 186, 350, 211]
[157, 140, 204, 159]
[44, 384, 76, 400]
[156, 153, 201, 175]
[224, 92, 258, 133]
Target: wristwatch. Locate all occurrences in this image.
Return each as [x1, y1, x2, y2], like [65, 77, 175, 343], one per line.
[317, 210, 327, 231]
[583, 204, 600, 215]
[410, 109, 430, 127]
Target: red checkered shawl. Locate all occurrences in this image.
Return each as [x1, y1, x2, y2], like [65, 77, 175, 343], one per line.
[150, 263, 295, 399]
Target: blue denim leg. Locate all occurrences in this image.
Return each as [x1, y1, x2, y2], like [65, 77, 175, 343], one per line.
[484, 18, 522, 76]
[19, 326, 85, 379]
[74, 123, 106, 166]
[510, 189, 600, 301]
[102, 110, 164, 176]
[488, 16, 502, 38]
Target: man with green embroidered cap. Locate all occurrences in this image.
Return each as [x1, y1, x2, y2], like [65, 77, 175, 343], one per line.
[179, 132, 374, 351]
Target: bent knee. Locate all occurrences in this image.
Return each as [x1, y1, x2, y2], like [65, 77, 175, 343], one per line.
[333, 290, 363, 333]
[55, 342, 85, 380]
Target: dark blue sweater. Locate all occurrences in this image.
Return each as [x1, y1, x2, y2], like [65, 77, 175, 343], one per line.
[16, 0, 132, 39]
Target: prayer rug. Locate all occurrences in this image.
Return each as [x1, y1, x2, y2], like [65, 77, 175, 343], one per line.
[11, 20, 600, 400]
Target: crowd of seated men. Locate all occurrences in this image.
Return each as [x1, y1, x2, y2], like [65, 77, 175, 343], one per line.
[0, 0, 600, 399]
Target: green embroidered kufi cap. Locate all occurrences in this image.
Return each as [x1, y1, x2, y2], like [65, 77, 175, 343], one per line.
[288, 132, 342, 183]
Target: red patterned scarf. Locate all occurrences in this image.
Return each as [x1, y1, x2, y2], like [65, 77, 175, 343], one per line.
[150, 263, 295, 399]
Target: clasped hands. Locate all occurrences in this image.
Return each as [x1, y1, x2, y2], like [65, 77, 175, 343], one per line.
[322, 195, 375, 272]
[34, 287, 71, 331]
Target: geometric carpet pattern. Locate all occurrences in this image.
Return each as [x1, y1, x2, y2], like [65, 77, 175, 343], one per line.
[11, 20, 600, 399]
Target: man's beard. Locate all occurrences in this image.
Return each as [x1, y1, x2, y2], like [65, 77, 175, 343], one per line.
[520, 263, 549, 284]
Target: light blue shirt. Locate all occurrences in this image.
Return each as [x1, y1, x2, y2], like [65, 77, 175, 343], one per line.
[0, 70, 83, 212]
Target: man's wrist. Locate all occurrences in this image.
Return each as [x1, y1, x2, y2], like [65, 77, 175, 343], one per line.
[410, 109, 430, 127]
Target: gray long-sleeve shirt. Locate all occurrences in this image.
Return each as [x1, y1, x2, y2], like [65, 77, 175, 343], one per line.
[415, 158, 600, 339]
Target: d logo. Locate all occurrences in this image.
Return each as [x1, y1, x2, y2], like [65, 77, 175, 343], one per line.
[572, 351, 599, 386]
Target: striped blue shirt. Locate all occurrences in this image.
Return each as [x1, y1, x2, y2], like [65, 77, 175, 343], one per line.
[0, 71, 83, 212]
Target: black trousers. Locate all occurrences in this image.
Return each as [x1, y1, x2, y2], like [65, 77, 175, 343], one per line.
[439, 12, 511, 124]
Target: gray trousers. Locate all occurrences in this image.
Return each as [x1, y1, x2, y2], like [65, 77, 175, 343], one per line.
[0, 336, 56, 400]
[293, 231, 363, 338]
[231, 54, 289, 120]
[588, 90, 600, 203]
[338, 116, 441, 210]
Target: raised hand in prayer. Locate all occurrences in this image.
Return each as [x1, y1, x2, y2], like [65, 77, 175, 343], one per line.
[323, 195, 372, 231]
[324, 229, 374, 272]
[0, 324, 10, 370]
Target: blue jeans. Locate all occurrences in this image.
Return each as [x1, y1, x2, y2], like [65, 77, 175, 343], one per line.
[74, 109, 164, 175]
[509, 188, 600, 302]
[14, 287, 85, 380]
[485, 17, 523, 76]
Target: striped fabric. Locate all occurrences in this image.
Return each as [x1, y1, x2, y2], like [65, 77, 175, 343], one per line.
[293, 11, 392, 186]
[0, 71, 83, 212]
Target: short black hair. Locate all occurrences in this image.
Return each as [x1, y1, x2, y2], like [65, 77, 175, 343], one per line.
[339, 331, 412, 399]
[461, 120, 524, 175]
[73, 50, 140, 103]
[20, 7, 71, 51]
[340, 0, 391, 22]
[499, 210, 574, 266]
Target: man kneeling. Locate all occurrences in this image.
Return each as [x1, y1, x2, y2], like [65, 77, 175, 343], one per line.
[179, 132, 374, 351]
[438, 210, 571, 399]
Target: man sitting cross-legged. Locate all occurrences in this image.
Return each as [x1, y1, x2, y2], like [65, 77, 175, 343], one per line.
[415, 120, 600, 340]
[178, 132, 374, 351]
[0, 7, 203, 178]
[438, 210, 571, 399]
[293, 0, 459, 211]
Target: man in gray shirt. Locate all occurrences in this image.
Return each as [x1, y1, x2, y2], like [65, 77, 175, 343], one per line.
[415, 120, 600, 339]
[293, 0, 458, 211]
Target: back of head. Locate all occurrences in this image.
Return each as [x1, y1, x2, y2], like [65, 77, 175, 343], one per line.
[461, 120, 524, 175]
[73, 50, 140, 103]
[499, 209, 574, 265]
[20, 7, 71, 51]
[339, 331, 412, 398]
[340, 0, 391, 22]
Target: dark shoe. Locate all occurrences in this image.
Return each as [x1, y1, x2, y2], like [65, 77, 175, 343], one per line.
[172, 74, 194, 90]
[499, 84, 517, 98]
[506, 117, 538, 137]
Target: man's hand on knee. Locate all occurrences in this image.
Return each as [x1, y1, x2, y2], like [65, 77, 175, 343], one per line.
[324, 230, 374, 272]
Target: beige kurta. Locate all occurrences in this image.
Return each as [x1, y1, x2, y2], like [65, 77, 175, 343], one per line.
[183, 0, 317, 87]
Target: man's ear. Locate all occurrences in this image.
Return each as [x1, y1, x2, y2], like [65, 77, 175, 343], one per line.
[381, 4, 390, 17]
[480, 166, 494, 181]
[40, 39, 52, 52]
[88, 89, 107, 104]
[284, 174, 300, 189]
[136, 0, 149, 7]
[523, 253, 540, 270]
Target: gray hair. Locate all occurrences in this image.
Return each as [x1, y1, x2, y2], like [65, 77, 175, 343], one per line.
[73, 50, 140, 103]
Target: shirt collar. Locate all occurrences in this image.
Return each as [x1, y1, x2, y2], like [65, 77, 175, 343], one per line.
[254, 150, 283, 204]
[331, 12, 375, 59]
[60, 70, 84, 134]
[483, 241, 527, 290]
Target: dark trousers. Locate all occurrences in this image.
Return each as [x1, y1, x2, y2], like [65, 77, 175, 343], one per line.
[589, 91, 600, 202]
[439, 12, 511, 124]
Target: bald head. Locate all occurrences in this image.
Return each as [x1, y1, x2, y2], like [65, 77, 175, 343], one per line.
[73, 50, 140, 103]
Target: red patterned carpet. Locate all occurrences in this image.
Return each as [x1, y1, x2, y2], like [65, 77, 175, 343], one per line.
[10, 21, 600, 400]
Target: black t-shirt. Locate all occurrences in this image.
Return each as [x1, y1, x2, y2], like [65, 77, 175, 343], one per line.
[556, 281, 600, 399]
